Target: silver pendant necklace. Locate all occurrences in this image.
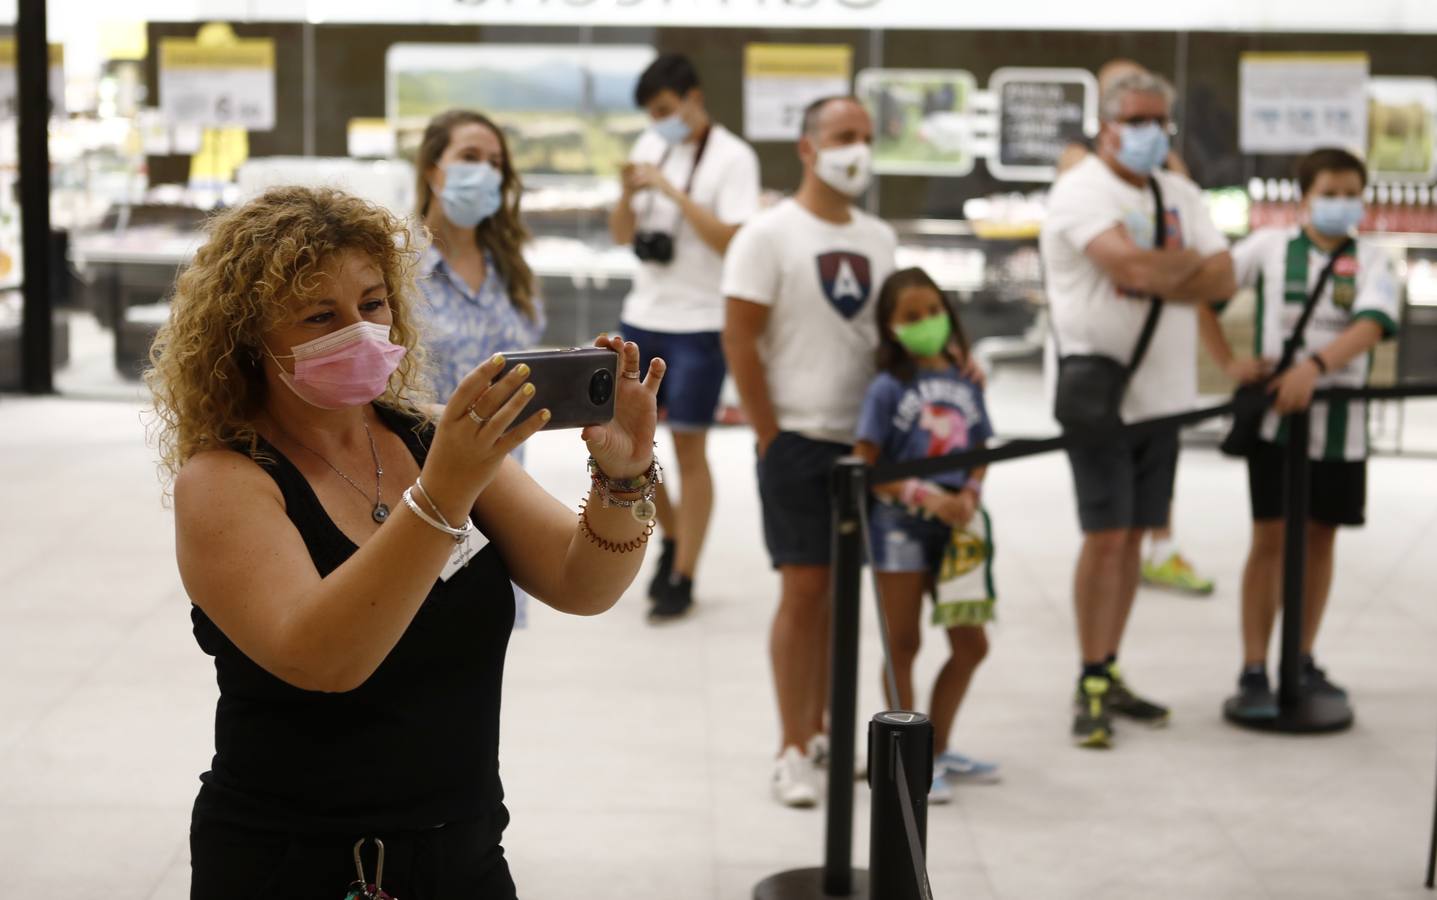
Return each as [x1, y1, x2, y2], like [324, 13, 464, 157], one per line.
[278, 414, 389, 524]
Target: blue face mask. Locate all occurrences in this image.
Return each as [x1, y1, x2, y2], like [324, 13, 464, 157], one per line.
[438, 162, 503, 228]
[1115, 122, 1171, 176]
[1309, 196, 1365, 237]
[652, 112, 692, 145]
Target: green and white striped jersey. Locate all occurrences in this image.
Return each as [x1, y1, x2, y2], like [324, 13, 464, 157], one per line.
[1231, 226, 1401, 461]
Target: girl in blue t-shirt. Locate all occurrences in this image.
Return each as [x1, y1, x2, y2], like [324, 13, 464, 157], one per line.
[854, 267, 998, 803]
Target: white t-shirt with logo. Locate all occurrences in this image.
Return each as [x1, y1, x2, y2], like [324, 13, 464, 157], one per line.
[721, 198, 898, 443]
[1232, 226, 1401, 460]
[620, 123, 760, 334]
[1040, 155, 1229, 422]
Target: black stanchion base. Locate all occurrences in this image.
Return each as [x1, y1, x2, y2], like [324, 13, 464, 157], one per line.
[1222, 693, 1355, 734]
[753, 868, 869, 899]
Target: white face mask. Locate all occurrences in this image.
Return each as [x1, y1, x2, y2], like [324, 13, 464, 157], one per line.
[814, 142, 873, 198]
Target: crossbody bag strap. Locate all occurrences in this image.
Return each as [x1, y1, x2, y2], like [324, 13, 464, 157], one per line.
[1125, 176, 1168, 378]
[1275, 235, 1356, 375]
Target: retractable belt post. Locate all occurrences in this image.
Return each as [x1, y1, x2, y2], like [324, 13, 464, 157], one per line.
[754, 456, 870, 900]
[869, 711, 934, 900]
[1223, 409, 1353, 734]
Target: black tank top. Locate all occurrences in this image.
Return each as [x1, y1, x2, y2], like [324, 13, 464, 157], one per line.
[191, 404, 515, 833]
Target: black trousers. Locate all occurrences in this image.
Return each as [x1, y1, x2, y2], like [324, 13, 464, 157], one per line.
[190, 808, 517, 900]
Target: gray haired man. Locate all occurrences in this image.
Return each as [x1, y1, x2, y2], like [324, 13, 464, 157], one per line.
[1039, 72, 1236, 748]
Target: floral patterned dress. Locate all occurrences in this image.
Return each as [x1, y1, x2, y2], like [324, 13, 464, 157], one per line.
[416, 246, 546, 401]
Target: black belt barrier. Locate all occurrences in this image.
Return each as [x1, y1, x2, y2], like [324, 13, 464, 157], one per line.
[754, 383, 1437, 899]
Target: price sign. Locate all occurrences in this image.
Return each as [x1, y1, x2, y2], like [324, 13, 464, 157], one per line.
[159, 38, 276, 131]
[989, 67, 1096, 182]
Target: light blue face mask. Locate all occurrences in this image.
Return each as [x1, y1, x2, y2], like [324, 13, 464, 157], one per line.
[652, 112, 692, 145]
[1115, 122, 1171, 176]
[1309, 196, 1365, 237]
[438, 161, 503, 228]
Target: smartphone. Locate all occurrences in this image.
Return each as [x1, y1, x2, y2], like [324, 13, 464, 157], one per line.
[497, 347, 618, 432]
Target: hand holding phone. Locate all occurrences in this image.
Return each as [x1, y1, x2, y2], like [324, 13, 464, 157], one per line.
[496, 348, 618, 432]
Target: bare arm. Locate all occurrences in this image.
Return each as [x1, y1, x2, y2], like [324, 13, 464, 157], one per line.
[176, 452, 485, 694]
[608, 182, 638, 246]
[722, 297, 780, 454]
[674, 192, 743, 254]
[1271, 319, 1386, 414]
[1084, 225, 1205, 299]
[1168, 250, 1237, 303]
[176, 358, 547, 694]
[473, 458, 648, 616]
[1198, 303, 1235, 370]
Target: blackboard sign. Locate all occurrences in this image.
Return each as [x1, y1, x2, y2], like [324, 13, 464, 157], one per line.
[988, 67, 1097, 182]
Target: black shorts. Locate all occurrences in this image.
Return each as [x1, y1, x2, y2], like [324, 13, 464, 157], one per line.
[189, 808, 515, 900]
[756, 431, 851, 568]
[1247, 441, 1366, 527]
[1064, 428, 1179, 533]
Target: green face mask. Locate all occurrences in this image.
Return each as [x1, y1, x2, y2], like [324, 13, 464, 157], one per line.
[893, 313, 952, 358]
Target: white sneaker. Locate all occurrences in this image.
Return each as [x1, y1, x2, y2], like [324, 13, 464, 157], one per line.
[928, 772, 955, 805]
[772, 746, 820, 808]
[806, 733, 829, 770]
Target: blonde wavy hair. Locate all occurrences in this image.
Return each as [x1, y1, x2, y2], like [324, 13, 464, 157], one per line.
[145, 186, 430, 486]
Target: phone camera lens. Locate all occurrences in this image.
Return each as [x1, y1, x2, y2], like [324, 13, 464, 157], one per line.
[589, 369, 614, 407]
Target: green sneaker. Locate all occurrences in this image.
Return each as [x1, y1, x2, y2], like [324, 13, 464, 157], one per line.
[1141, 553, 1215, 596]
[1072, 676, 1113, 749]
[1106, 664, 1170, 727]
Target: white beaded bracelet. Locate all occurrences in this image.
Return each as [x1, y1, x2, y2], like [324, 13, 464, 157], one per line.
[401, 485, 473, 543]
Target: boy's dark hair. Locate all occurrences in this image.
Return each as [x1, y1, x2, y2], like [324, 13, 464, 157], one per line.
[635, 54, 700, 108]
[1297, 148, 1368, 196]
[875, 267, 971, 383]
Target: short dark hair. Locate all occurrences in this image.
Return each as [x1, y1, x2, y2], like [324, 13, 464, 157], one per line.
[635, 54, 700, 108]
[800, 94, 860, 139]
[1297, 148, 1368, 196]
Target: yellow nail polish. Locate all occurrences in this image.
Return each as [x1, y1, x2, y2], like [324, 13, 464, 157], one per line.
[491, 353, 505, 366]
[523, 383, 536, 396]
[540, 409, 552, 422]
[516, 364, 530, 377]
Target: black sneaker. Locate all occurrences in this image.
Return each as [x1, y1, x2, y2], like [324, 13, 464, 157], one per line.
[1230, 669, 1279, 720]
[1302, 658, 1347, 698]
[1072, 676, 1113, 749]
[648, 575, 693, 623]
[647, 538, 675, 603]
[1105, 663, 1170, 727]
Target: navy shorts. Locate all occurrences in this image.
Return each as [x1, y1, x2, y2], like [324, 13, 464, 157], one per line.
[1065, 428, 1179, 533]
[620, 323, 727, 430]
[756, 432, 851, 569]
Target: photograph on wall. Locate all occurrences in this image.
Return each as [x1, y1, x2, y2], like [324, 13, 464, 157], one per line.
[855, 68, 978, 176]
[1368, 76, 1437, 181]
[742, 44, 852, 142]
[385, 43, 655, 176]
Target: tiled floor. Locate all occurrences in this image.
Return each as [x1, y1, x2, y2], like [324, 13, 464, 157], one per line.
[3, 365, 1437, 899]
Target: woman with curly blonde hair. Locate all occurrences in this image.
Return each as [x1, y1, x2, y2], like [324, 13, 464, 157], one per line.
[147, 186, 664, 899]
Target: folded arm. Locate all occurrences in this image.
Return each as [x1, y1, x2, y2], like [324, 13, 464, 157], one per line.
[1084, 225, 1235, 302]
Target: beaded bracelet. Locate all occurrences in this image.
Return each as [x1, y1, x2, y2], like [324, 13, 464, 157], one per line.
[589, 455, 663, 523]
[578, 497, 655, 553]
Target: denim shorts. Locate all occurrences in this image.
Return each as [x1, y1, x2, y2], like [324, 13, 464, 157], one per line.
[620, 323, 727, 430]
[867, 500, 954, 574]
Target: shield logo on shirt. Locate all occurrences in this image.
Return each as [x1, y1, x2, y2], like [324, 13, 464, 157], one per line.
[815, 251, 873, 319]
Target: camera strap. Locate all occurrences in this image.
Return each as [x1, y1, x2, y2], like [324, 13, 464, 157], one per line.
[640, 125, 712, 231]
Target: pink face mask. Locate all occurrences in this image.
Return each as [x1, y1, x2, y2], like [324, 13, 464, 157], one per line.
[265, 321, 407, 410]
